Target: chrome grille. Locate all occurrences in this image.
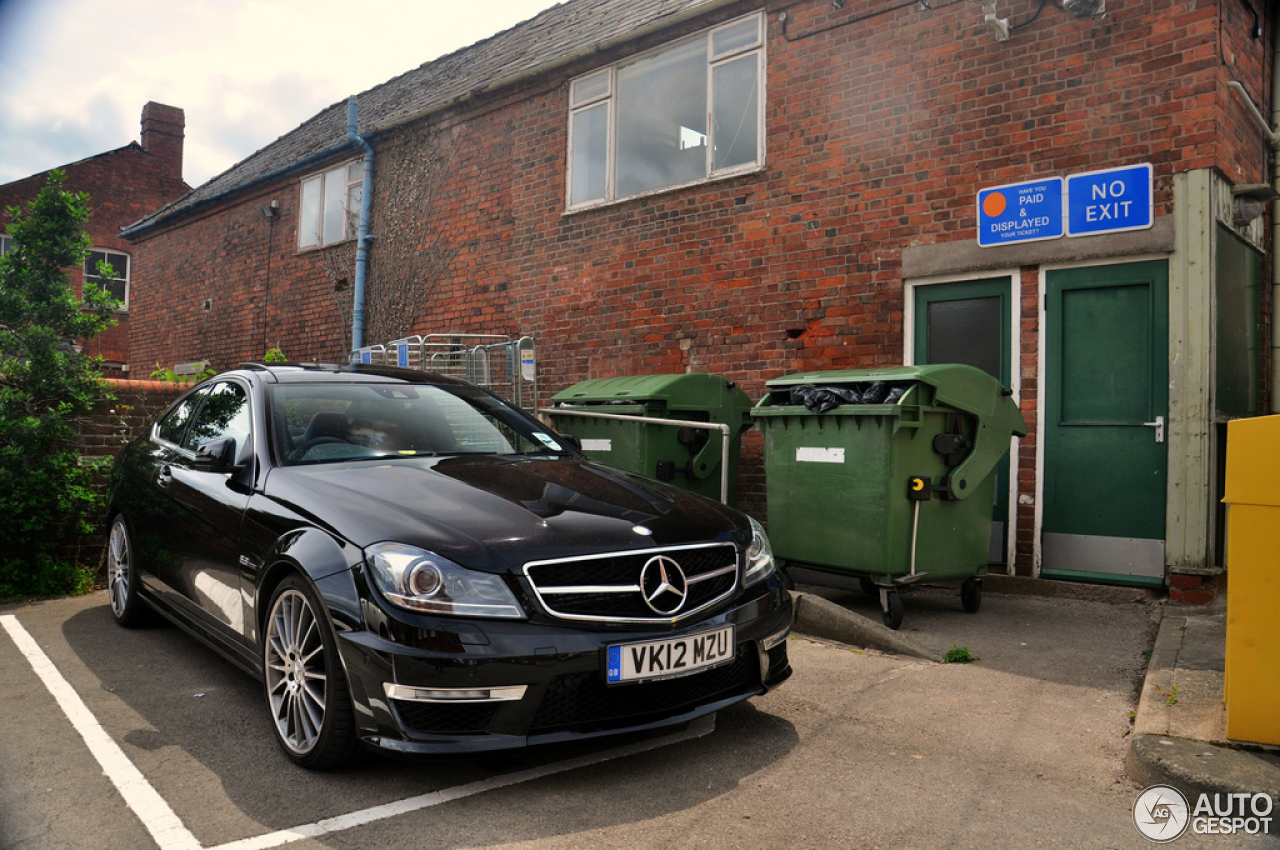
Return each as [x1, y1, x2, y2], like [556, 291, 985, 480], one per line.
[523, 543, 740, 624]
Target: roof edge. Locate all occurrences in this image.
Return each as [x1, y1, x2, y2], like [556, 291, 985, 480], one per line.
[372, 0, 744, 138]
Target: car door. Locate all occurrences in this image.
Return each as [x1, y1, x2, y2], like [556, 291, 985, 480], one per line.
[157, 379, 254, 638]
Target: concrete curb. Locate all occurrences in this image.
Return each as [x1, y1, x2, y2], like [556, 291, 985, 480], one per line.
[790, 591, 941, 662]
[1126, 604, 1280, 807]
[1126, 734, 1280, 805]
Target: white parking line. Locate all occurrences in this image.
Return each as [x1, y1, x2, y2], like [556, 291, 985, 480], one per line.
[209, 716, 715, 850]
[2, 612, 715, 850]
[1, 614, 202, 850]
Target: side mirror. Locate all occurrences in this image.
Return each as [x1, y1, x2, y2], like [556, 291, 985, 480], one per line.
[192, 437, 240, 473]
[560, 434, 582, 451]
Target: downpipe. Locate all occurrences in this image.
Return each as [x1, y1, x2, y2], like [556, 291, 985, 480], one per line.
[346, 96, 375, 352]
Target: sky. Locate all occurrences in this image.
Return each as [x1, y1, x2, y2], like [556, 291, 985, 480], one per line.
[0, 0, 562, 188]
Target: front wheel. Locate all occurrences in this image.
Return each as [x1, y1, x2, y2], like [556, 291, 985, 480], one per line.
[106, 515, 148, 627]
[263, 575, 358, 769]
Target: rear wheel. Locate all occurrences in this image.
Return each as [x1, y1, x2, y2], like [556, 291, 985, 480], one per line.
[106, 515, 148, 627]
[961, 577, 982, 614]
[263, 575, 358, 769]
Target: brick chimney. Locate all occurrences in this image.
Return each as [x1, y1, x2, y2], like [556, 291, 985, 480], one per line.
[140, 102, 185, 184]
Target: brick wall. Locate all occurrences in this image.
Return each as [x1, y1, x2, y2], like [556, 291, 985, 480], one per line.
[77, 378, 185, 460]
[126, 0, 1271, 530]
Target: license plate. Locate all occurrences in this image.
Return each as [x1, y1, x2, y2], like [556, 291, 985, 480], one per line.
[606, 626, 735, 684]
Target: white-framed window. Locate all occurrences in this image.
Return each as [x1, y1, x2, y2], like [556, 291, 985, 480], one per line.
[0, 234, 13, 255]
[298, 162, 363, 249]
[567, 12, 765, 210]
[84, 248, 130, 309]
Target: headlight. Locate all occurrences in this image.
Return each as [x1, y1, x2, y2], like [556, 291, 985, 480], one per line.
[743, 517, 778, 587]
[365, 543, 525, 619]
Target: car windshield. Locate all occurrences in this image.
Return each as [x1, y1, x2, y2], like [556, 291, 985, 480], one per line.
[271, 381, 567, 466]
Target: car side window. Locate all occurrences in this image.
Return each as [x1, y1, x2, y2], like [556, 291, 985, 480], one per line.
[182, 381, 252, 459]
[155, 388, 209, 446]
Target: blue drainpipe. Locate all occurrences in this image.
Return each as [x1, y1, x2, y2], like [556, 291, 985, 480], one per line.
[346, 96, 374, 351]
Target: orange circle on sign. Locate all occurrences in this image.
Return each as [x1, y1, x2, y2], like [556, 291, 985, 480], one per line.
[982, 191, 1007, 218]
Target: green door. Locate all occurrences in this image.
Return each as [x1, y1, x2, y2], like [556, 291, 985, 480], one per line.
[913, 277, 1013, 563]
[1043, 261, 1168, 586]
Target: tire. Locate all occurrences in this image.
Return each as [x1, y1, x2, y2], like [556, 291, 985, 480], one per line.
[106, 515, 148, 627]
[961, 577, 982, 614]
[263, 575, 358, 769]
[881, 590, 904, 630]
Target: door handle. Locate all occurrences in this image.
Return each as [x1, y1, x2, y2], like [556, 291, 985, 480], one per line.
[157, 465, 173, 488]
[1143, 415, 1165, 444]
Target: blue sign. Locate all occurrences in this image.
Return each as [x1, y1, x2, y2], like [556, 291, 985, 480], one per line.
[1067, 163, 1152, 237]
[977, 177, 1064, 247]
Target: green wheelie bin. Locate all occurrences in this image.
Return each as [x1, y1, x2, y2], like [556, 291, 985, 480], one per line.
[547, 373, 754, 505]
[753, 364, 1026, 629]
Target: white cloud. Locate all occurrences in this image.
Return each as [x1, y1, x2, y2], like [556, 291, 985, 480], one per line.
[0, 0, 560, 187]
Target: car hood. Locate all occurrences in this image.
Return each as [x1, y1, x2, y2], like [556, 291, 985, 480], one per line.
[262, 456, 745, 572]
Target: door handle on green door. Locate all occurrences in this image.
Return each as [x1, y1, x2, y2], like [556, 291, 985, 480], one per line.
[1143, 416, 1165, 444]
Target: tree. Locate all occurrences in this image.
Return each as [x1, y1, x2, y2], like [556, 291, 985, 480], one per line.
[0, 171, 118, 599]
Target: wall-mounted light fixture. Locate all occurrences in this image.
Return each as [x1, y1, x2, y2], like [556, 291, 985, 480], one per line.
[975, 0, 1105, 42]
[262, 199, 280, 220]
[1231, 183, 1279, 228]
[1063, 0, 1104, 18]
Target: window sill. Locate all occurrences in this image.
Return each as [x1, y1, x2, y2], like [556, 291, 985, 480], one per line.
[563, 163, 766, 217]
[296, 237, 357, 255]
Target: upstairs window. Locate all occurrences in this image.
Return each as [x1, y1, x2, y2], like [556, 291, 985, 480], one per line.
[567, 13, 765, 210]
[84, 248, 130, 309]
[0, 234, 12, 255]
[298, 162, 363, 249]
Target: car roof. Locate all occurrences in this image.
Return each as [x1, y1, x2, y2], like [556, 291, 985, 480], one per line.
[227, 362, 475, 388]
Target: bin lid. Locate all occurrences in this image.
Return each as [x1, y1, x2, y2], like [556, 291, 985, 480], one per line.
[550, 373, 754, 426]
[767, 364, 1018, 421]
[1223, 414, 1280, 507]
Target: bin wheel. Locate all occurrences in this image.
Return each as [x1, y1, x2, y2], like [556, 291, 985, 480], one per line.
[859, 577, 877, 596]
[881, 591, 904, 630]
[961, 578, 982, 614]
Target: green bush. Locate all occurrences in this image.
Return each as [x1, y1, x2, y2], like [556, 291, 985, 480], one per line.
[0, 171, 117, 601]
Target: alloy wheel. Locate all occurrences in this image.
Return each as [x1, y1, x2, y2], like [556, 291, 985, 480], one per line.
[107, 518, 132, 619]
[265, 588, 329, 755]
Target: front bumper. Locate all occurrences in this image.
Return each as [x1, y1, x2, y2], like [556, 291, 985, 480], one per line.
[336, 577, 793, 755]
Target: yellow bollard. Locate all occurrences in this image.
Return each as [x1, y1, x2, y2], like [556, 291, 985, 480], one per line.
[1222, 414, 1280, 746]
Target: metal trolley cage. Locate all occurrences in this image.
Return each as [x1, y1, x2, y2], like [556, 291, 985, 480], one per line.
[351, 334, 538, 412]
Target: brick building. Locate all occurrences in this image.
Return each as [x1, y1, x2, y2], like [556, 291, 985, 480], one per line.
[0, 102, 188, 372]
[121, 0, 1273, 595]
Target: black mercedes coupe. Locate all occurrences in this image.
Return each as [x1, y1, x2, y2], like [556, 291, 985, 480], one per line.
[105, 363, 792, 768]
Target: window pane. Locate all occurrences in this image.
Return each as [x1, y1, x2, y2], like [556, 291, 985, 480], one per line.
[572, 71, 609, 106]
[712, 55, 759, 171]
[184, 381, 251, 454]
[157, 389, 208, 445]
[570, 103, 608, 206]
[322, 166, 347, 244]
[926, 297, 1003, 379]
[299, 177, 321, 247]
[712, 18, 759, 57]
[348, 182, 363, 223]
[616, 38, 707, 198]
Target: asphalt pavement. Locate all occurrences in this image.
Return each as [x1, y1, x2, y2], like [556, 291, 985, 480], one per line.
[3, 575, 1277, 848]
[793, 572, 1280, 846]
